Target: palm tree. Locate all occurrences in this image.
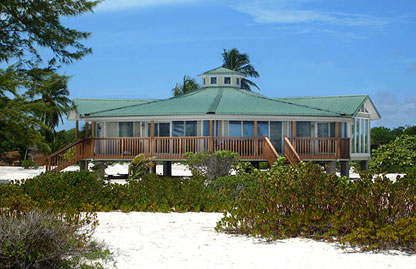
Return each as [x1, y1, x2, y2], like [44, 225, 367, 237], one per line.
[222, 48, 260, 91]
[38, 73, 71, 131]
[172, 75, 200, 96]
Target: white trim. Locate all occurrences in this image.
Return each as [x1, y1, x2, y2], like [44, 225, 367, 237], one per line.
[78, 115, 353, 122]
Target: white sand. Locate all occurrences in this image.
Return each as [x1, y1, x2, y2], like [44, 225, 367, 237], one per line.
[94, 212, 416, 269]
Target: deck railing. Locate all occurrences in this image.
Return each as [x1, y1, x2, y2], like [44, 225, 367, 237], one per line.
[87, 136, 265, 160]
[287, 137, 350, 160]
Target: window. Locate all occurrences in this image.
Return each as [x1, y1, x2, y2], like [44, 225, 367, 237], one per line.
[270, 121, 283, 154]
[224, 77, 231, 84]
[243, 121, 254, 137]
[296, 122, 312, 137]
[257, 121, 269, 137]
[172, 121, 184, 137]
[203, 120, 210, 136]
[229, 121, 241, 136]
[352, 118, 370, 153]
[147, 122, 170, 137]
[317, 122, 336, 137]
[210, 77, 217, 84]
[236, 78, 240, 85]
[203, 78, 206, 85]
[119, 122, 133, 137]
[185, 121, 197, 136]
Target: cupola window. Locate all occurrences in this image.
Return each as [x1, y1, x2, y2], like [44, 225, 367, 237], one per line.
[224, 77, 231, 84]
[236, 78, 240, 85]
[203, 78, 206, 85]
[210, 77, 217, 84]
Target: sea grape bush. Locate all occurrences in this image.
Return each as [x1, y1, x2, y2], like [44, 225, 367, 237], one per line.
[216, 157, 416, 252]
[370, 135, 416, 173]
[0, 171, 232, 213]
[184, 150, 240, 180]
[128, 154, 155, 179]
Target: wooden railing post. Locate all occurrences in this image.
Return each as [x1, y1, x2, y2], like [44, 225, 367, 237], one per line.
[75, 120, 79, 140]
[209, 120, 213, 152]
[150, 120, 155, 155]
[254, 121, 258, 156]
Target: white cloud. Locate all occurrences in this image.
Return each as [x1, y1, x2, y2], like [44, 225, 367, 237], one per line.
[231, 0, 387, 27]
[96, 0, 198, 12]
[372, 90, 416, 128]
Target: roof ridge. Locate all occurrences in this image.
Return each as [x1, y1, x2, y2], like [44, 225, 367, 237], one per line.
[276, 94, 368, 100]
[207, 88, 224, 113]
[74, 98, 157, 101]
[236, 89, 342, 115]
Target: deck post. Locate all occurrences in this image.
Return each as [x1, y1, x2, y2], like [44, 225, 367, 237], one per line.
[85, 122, 89, 138]
[340, 161, 350, 177]
[292, 121, 296, 137]
[163, 161, 172, 177]
[75, 120, 79, 139]
[91, 122, 95, 138]
[326, 161, 336, 174]
[360, 160, 369, 172]
[80, 160, 87, 171]
[254, 121, 258, 156]
[209, 120, 213, 152]
[150, 120, 155, 155]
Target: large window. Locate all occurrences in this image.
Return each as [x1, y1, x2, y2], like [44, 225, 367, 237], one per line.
[229, 121, 241, 137]
[296, 122, 312, 137]
[317, 122, 336, 137]
[203, 120, 210, 136]
[185, 121, 197, 136]
[224, 77, 231, 84]
[270, 121, 283, 154]
[210, 77, 217, 84]
[352, 118, 369, 153]
[147, 122, 170, 137]
[119, 122, 133, 137]
[257, 121, 269, 137]
[243, 121, 254, 137]
[172, 121, 197, 137]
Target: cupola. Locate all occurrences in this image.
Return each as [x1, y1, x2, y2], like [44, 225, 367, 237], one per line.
[198, 67, 245, 88]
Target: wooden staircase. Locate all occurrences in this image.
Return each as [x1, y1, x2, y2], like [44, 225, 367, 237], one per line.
[263, 136, 301, 167]
[46, 139, 86, 172]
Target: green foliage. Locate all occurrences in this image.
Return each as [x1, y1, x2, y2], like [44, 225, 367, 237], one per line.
[222, 48, 260, 91]
[0, 170, 233, 213]
[184, 150, 240, 180]
[21, 160, 38, 169]
[216, 159, 416, 252]
[128, 154, 155, 180]
[172, 75, 200, 96]
[370, 135, 416, 173]
[371, 125, 416, 150]
[0, 209, 98, 269]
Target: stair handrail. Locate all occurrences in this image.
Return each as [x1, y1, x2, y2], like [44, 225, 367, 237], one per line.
[264, 136, 279, 157]
[284, 136, 301, 166]
[48, 138, 85, 158]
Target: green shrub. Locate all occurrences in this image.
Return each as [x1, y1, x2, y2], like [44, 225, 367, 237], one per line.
[216, 158, 416, 252]
[21, 159, 38, 169]
[0, 209, 98, 269]
[184, 151, 240, 180]
[128, 154, 155, 180]
[370, 135, 416, 173]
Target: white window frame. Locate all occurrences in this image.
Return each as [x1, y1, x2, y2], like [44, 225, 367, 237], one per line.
[210, 76, 218, 85]
[224, 76, 231, 85]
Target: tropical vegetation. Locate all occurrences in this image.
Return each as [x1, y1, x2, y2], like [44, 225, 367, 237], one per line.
[222, 48, 260, 91]
[172, 75, 200, 96]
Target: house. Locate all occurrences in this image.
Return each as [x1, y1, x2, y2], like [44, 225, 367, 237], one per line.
[47, 67, 381, 177]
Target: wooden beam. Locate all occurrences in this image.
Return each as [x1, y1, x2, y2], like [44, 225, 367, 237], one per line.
[253, 120, 258, 137]
[335, 122, 340, 137]
[292, 121, 296, 138]
[85, 122, 89, 138]
[75, 120, 79, 139]
[209, 120, 213, 136]
[91, 122, 96, 138]
[150, 120, 155, 138]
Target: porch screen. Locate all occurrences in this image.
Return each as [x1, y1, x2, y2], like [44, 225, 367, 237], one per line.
[172, 121, 184, 137]
[257, 121, 269, 137]
[296, 122, 312, 137]
[243, 121, 254, 137]
[352, 118, 369, 153]
[270, 121, 282, 154]
[185, 121, 197, 136]
[317, 122, 336, 137]
[119, 122, 133, 137]
[229, 121, 241, 137]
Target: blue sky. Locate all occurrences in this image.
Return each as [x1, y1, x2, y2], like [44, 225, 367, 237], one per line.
[59, 0, 416, 130]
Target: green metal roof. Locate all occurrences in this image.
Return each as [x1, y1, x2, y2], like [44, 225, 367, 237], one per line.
[274, 95, 369, 116]
[81, 87, 343, 117]
[73, 98, 157, 117]
[199, 67, 245, 76]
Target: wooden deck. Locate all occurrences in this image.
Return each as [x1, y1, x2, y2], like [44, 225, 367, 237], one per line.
[46, 136, 350, 172]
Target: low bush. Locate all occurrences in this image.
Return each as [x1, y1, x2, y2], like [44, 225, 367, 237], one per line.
[370, 135, 416, 173]
[184, 150, 239, 180]
[21, 159, 38, 169]
[0, 209, 98, 269]
[216, 157, 416, 252]
[128, 154, 155, 179]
